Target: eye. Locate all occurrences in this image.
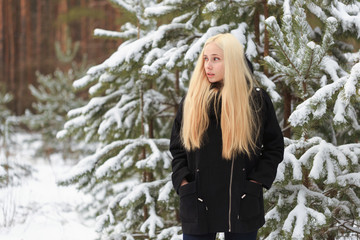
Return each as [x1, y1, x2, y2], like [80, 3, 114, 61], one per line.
[214, 57, 220, 61]
[204, 56, 209, 61]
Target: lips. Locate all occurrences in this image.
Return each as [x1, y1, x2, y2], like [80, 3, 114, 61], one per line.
[207, 73, 215, 77]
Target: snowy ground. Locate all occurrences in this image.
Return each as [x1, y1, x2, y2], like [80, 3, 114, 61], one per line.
[0, 133, 98, 240]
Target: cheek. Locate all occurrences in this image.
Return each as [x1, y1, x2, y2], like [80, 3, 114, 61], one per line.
[219, 64, 225, 75]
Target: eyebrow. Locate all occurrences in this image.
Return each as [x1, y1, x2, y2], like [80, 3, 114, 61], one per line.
[203, 54, 221, 56]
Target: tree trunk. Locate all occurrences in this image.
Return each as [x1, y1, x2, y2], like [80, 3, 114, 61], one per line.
[283, 88, 292, 138]
[6, 0, 16, 112]
[0, 0, 4, 82]
[263, 0, 269, 76]
[57, 0, 69, 54]
[254, 8, 260, 47]
[80, 0, 87, 55]
[25, 0, 32, 85]
[174, 69, 180, 113]
[19, 0, 32, 113]
[19, 0, 26, 113]
[36, 0, 43, 71]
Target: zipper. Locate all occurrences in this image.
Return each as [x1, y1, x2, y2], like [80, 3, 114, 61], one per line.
[228, 157, 235, 232]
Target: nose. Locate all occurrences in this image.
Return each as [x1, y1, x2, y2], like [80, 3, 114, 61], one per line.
[206, 61, 213, 69]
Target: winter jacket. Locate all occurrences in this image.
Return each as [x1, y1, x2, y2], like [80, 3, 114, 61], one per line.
[169, 87, 284, 234]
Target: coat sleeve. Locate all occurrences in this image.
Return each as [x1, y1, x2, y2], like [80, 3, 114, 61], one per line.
[248, 89, 284, 190]
[170, 97, 191, 194]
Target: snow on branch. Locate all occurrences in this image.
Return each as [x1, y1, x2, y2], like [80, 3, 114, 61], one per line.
[94, 28, 138, 39]
[306, 1, 327, 22]
[98, 94, 138, 138]
[96, 178, 170, 237]
[184, 24, 230, 62]
[118, 181, 159, 207]
[254, 71, 281, 102]
[157, 226, 182, 240]
[330, 1, 360, 38]
[86, 22, 187, 85]
[335, 218, 360, 234]
[288, 62, 360, 127]
[265, 16, 298, 73]
[337, 173, 360, 188]
[95, 139, 144, 178]
[73, 74, 96, 90]
[276, 140, 303, 181]
[140, 204, 164, 238]
[135, 138, 171, 169]
[95, 137, 171, 179]
[276, 137, 360, 185]
[345, 188, 360, 208]
[282, 189, 326, 239]
[144, 4, 176, 17]
[299, 140, 348, 184]
[142, 45, 189, 75]
[57, 139, 135, 184]
[158, 177, 173, 202]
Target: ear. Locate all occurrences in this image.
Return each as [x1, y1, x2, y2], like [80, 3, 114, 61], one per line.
[244, 54, 254, 74]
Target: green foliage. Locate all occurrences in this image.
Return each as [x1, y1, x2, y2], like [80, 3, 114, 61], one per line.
[24, 59, 88, 159]
[0, 84, 13, 136]
[55, 33, 80, 63]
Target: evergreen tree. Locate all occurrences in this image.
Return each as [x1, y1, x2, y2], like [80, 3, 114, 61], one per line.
[58, 1, 179, 239]
[0, 84, 32, 188]
[24, 59, 88, 160]
[58, 0, 360, 239]
[262, 0, 360, 239]
[0, 84, 13, 138]
[0, 84, 14, 186]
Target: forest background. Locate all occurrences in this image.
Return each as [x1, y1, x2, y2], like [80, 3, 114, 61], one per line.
[1, 0, 122, 115]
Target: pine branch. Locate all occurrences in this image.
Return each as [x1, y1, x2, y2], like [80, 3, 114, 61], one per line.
[334, 218, 360, 234]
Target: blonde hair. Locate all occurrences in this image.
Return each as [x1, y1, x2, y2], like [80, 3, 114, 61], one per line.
[181, 33, 260, 159]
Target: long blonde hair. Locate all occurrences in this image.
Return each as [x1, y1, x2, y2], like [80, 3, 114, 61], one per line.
[181, 33, 260, 159]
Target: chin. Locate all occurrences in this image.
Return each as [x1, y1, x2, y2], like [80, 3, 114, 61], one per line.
[209, 79, 222, 83]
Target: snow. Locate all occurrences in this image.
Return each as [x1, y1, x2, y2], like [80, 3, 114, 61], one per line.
[280, 186, 327, 239]
[230, 22, 248, 45]
[288, 72, 346, 126]
[283, 0, 291, 15]
[139, 205, 164, 238]
[184, 24, 230, 62]
[331, 1, 360, 37]
[0, 133, 97, 240]
[94, 28, 137, 39]
[204, 2, 218, 12]
[144, 5, 176, 17]
[306, 1, 327, 22]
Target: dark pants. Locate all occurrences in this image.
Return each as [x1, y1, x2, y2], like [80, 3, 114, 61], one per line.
[183, 231, 257, 240]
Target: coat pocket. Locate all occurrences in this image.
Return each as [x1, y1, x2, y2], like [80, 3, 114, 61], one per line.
[179, 181, 197, 223]
[238, 180, 262, 220]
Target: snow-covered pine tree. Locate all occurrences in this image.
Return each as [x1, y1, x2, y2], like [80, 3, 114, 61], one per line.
[57, 0, 287, 239]
[0, 84, 14, 186]
[0, 84, 32, 188]
[0, 84, 13, 139]
[57, 1, 179, 239]
[23, 59, 88, 160]
[262, 0, 360, 239]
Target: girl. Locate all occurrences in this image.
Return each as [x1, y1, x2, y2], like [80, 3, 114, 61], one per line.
[170, 33, 284, 240]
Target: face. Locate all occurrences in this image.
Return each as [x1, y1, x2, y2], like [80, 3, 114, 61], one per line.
[203, 42, 225, 83]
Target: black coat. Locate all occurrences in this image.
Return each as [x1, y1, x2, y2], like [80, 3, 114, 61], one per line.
[169, 88, 284, 235]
